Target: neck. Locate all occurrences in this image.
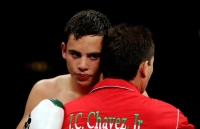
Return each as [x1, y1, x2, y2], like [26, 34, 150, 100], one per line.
[69, 75, 100, 95]
[129, 79, 143, 94]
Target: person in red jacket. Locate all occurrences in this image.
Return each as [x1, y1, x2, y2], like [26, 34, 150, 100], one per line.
[62, 23, 194, 129]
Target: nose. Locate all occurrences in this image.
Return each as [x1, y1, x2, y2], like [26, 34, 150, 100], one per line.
[78, 57, 89, 72]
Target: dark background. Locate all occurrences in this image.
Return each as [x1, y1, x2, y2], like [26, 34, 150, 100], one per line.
[4, 1, 199, 128]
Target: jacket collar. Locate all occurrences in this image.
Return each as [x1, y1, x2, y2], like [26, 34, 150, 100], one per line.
[90, 78, 140, 93]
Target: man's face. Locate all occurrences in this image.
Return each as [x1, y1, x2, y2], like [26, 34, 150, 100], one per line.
[62, 34, 103, 87]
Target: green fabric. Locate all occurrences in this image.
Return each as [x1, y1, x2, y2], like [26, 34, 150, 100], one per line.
[49, 98, 64, 109]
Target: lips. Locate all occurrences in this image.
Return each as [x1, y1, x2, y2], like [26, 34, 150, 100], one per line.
[76, 74, 89, 81]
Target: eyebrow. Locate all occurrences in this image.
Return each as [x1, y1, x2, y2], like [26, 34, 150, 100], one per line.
[68, 50, 101, 56]
[87, 52, 101, 57]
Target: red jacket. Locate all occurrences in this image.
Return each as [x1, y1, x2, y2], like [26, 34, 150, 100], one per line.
[62, 78, 194, 129]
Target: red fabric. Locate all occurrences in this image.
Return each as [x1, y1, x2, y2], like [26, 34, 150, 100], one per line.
[62, 78, 194, 129]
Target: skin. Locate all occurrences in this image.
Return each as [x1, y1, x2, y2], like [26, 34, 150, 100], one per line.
[16, 34, 103, 129]
[16, 34, 149, 129]
[130, 57, 154, 94]
[62, 34, 103, 91]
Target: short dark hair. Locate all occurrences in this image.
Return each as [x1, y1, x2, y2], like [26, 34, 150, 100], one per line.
[64, 9, 111, 43]
[101, 23, 155, 80]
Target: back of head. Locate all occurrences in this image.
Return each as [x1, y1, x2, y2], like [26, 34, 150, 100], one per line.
[101, 23, 155, 80]
[64, 9, 111, 42]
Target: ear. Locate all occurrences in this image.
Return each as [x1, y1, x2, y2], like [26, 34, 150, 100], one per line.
[139, 61, 149, 78]
[61, 42, 67, 59]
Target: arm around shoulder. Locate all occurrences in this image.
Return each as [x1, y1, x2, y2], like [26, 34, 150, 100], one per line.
[16, 79, 52, 129]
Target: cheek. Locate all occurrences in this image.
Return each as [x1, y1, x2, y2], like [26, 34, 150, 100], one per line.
[147, 67, 153, 80]
[150, 67, 153, 76]
[65, 53, 76, 63]
[66, 58, 76, 70]
[90, 60, 100, 70]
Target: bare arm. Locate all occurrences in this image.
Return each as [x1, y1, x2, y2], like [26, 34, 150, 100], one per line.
[16, 80, 51, 129]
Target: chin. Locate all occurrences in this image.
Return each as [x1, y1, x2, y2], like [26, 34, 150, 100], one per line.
[77, 81, 92, 87]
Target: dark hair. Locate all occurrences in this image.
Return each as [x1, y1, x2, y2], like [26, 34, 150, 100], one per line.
[101, 23, 155, 80]
[64, 9, 111, 43]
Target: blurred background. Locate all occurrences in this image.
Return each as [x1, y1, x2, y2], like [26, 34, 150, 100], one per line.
[3, 1, 199, 128]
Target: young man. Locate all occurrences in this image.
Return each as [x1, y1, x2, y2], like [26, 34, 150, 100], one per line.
[16, 9, 111, 129]
[62, 23, 194, 129]
[17, 9, 148, 129]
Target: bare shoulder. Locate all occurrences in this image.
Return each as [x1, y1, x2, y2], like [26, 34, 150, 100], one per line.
[25, 74, 71, 112]
[33, 74, 70, 92]
[31, 77, 54, 94]
[16, 74, 71, 129]
[26, 74, 71, 107]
